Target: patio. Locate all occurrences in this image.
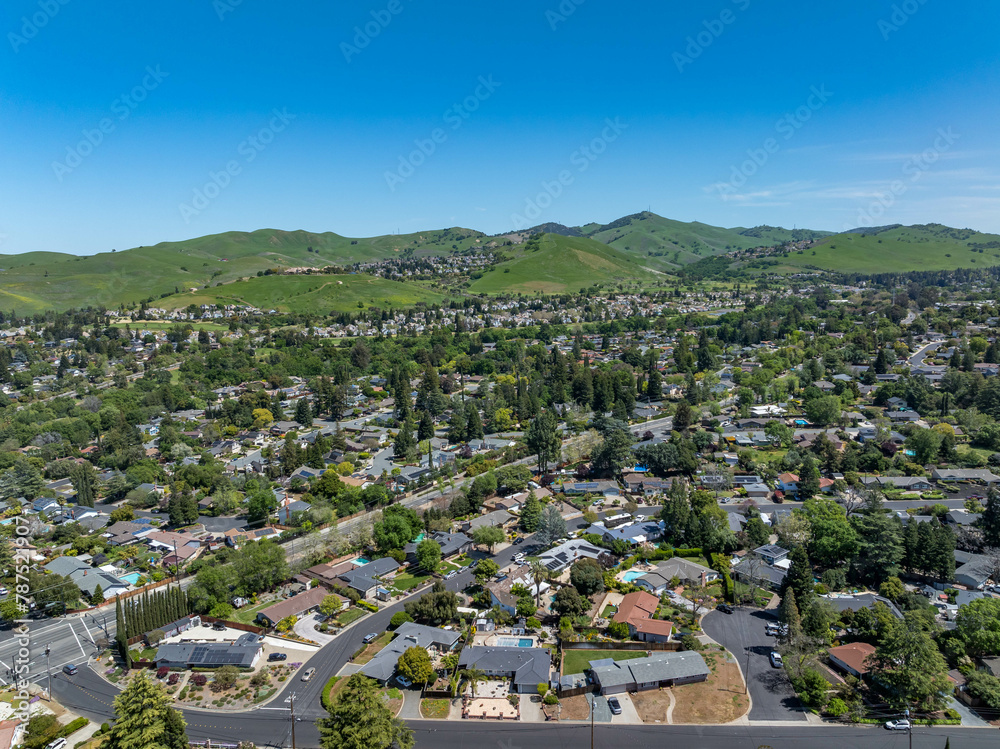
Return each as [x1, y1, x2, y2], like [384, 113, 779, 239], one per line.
[463, 697, 520, 721]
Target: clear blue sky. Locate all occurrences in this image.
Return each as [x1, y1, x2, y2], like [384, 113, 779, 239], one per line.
[2, 1, 999, 254]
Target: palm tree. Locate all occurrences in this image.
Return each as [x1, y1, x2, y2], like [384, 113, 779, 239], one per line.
[461, 668, 485, 698]
[530, 560, 551, 609]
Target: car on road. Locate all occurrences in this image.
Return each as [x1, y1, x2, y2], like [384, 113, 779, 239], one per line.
[768, 651, 783, 668]
[607, 696, 622, 715]
[513, 537, 524, 545]
[716, 604, 734, 614]
[268, 653, 287, 662]
[445, 570, 459, 580]
[885, 719, 911, 731]
[62, 664, 78, 675]
[301, 668, 316, 682]
[0, 587, 8, 596]
[363, 632, 379, 643]
[765, 622, 788, 636]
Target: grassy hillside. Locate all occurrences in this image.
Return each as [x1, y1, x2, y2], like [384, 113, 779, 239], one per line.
[580, 212, 829, 268]
[157, 274, 446, 314]
[0, 227, 484, 315]
[469, 233, 653, 294]
[771, 224, 1000, 273]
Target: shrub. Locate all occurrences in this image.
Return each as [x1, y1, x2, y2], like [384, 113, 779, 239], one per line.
[680, 634, 702, 651]
[390, 611, 413, 629]
[543, 692, 559, 705]
[825, 698, 848, 717]
[191, 674, 208, 687]
[156, 666, 169, 679]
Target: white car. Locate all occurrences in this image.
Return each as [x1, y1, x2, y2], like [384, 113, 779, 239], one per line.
[885, 719, 911, 731]
[768, 651, 783, 668]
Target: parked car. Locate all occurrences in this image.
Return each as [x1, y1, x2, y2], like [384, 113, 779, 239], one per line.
[768, 651, 783, 668]
[301, 668, 316, 682]
[44, 739, 67, 749]
[396, 676, 413, 688]
[268, 653, 287, 662]
[716, 604, 734, 614]
[363, 632, 379, 643]
[212, 621, 226, 631]
[607, 696, 622, 715]
[62, 664, 78, 676]
[513, 537, 524, 545]
[885, 720, 911, 731]
[0, 587, 9, 597]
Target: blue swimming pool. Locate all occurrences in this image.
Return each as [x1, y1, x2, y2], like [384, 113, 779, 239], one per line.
[495, 637, 533, 648]
[621, 570, 645, 583]
[119, 572, 143, 586]
[354, 557, 371, 565]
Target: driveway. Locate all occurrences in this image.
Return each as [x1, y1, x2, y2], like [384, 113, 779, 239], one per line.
[701, 607, 806, 722]
[293, 613, 338, 646]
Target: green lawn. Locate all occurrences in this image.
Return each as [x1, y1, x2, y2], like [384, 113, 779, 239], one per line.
[232, 599, 275, 625]
[420, 699, 451, 719]
[562, 649, 649, 676]
[390, 571, 430, 592]
[336, 608, 367, 627]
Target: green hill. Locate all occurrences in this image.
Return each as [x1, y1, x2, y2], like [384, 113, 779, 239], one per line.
[157, 274, 446, 315]
[0, 227, 485, 315]
[772, 224, 1000, 274]
[579, 212, 831, 268]
[469, 233, 654, 294]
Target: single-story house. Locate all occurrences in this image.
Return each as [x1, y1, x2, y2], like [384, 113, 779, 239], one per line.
[256, 586, 335, 627]
[537, 539, 615, 573]
[360, 623, 462, 684]
[820, 593, 903, 620]
[404, 531, 473, 563]
[155, 633, 262, 669]
[461, 509, 516, 534]
[827, 642, 876, 678]
[457, 646, 552, 694]
[859, 476, 933, 491]
[612, 591, 673, 643]
[634, 558, 719, 594]
[589, 650, 709, 695]
[931, 468, 1000, 484]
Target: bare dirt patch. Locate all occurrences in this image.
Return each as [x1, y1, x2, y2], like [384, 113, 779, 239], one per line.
[670, 661, 749, 724]
[557, 694, 593, 721]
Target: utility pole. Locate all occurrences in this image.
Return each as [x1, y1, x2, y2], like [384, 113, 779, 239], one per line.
[745, 650, 751, 695]
[290, 693, 297, 749]
[904, 708, 912, 749]
[45, 645, 52, 700]
[590, 694, 594, 749]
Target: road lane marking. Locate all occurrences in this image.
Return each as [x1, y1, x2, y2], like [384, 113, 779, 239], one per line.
[67, 621, 86, 659]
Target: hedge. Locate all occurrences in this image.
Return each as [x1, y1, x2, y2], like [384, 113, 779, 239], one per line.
[721, 572, 734, 603]
[321, 676, 341, 710]
[58, 718, 89, 739]
[356, 600, 379, 612]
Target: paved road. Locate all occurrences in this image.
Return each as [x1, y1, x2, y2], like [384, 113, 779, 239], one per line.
[702, 607, 806, 722]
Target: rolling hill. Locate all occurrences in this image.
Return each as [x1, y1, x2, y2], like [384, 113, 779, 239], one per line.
[156, 274, 446, 315]
[579, 212, 833, 268]
[0, 227, 486, 315]
[468, 233, 653, 294]
[769, 224, 1000, 274]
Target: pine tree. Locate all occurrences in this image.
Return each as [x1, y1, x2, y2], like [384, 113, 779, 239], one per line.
[780, 588, 803, 649]
[319, 673, 413, 749]
[417, 410, 435, 441]
[982, 486, 1000, 547]
[104, 671, 185, 749]
[781, 545, 814, 606]
[465, 406, 484, 440]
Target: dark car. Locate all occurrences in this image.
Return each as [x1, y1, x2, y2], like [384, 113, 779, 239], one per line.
[513, 537, 524, 545]
[607, 696, 622, 715]
[717, 603, 734, 614]
[268, 653, 287, 662]
[62, 664, 78, 676]
[212, 621, 226, 631]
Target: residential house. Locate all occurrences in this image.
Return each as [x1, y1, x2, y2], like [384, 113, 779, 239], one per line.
[634, 558, 719, 595]
[155, 633, 262, 669]
[589, 650, 709, 695]
[612, 591, 673, 643]
[360, 623, 463, 684]
[827, 642, 876, 678]
[456, 646, 552, 693]
[537, 539, 615, 573]
[256, 586, 338, 627]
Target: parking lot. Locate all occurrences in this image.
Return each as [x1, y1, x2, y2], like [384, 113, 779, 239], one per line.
[701, 606, 806, 722]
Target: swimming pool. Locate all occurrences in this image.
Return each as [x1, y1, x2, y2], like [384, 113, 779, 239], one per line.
[119, 572, 143, 586]
[495, 637, 533, 648]
[354, 557, 371, 565]
[621, 570, 646, 583]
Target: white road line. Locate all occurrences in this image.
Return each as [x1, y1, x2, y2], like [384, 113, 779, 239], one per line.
[79, 616, 97, 645]
[66, 621, 86, 659]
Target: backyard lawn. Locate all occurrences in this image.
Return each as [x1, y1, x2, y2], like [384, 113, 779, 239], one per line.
[390, 571, 430, 592]
[354, 632, 393, 664]
[561, 649, 648, 676]
[231, 599, 276, 625]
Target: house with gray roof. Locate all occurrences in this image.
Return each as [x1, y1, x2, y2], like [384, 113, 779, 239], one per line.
[155, 632, 262, 669]
[461, 509, 516, 534]
[456, 646, 552, 693]
[635, 558, 719, 595]
[820, 593, 903, 619]
[931, 468, 1000, 484]
[359, 623, 462, 684]
[589, 650, 709, 695]
[338, 557, 400, 599]
[954, 551, 994, 589]
[537, 539, 615, 573]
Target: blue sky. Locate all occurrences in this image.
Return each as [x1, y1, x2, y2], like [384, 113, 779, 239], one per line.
[2, 0, 999, 254]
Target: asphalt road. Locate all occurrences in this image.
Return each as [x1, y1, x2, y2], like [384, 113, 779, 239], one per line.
[701, 607, 805, 722]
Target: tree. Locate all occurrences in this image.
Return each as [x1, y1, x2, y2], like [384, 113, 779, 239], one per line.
[781, 545, 814, 606]
[70, 462, 98, 507]
[529, 560, 552, 608]
[319, 595, 344, 618]
[534, 504, 567, 547]
[104, 671, 186, 749]
[868, 617, 952, 711]
[213, 665, 239, 691]
[415, 538, 442, 572]
[404, 581, 458, 625]
[570, 558, 604, 597]
[591, 429, 634, 477]
[803, 498, 858, 568]
[803, 395, 841, 426]
[319, 673, 413, 749]
[764, 421, 794, 448]
[981, 486, 1000, 547]
[525, 411, 561, 473]
[397, 645, 434, 685]
[393, 418, 416, 462]
[519, 490, 542, 532]
[796, 458, 820, 499]
[851, 491, 903, 586]
[0, 460, 46, 500]
[906, 427, 942, 465]
[552, 585, 589, 617]
[417, 410, 435, 441]
[954, 597, 1000, 657]
[471, 525, 505, 553]
[473, 559, 499, 584]
[744, 516, 770, 548]
[294, 397, 313, 428]
[780, 588, 803, 650]
[673, 400, 694, 432]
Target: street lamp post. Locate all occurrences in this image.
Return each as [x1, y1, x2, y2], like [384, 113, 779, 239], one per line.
[904, 708, 912, 749]
[45, 645, 51, 700]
